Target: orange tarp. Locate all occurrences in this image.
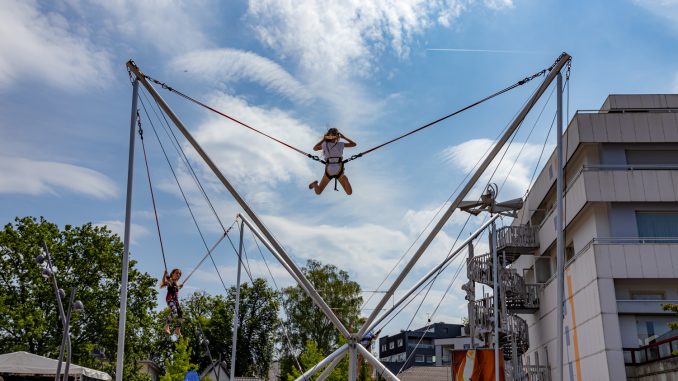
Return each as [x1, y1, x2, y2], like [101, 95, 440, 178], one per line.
[451, 349, 505, 381]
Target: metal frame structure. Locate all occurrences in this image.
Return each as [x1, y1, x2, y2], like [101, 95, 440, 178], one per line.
[116, 53, 571, 381]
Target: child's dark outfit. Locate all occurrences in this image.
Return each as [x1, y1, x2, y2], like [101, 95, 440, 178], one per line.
[165, 278, 183, 329]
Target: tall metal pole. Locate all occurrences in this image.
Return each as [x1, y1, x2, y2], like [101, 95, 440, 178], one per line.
[555, 72, 565, 381]
[359, 53, 572, 338]
[492, 222, 500, 381]
[348, 344, 357, 381]
[127, 62, 350, 339]
[467, 240, 475, 349]
[62, 288, 76, 381]
[116, 78, 139, 381]
[42, 243, 68, 381]
[230, 220, 245, 380]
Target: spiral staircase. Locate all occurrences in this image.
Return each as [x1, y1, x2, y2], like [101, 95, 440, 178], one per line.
[464, 225, 540, 361]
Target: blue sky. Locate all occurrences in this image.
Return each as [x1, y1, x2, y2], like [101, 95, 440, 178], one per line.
[1, 0, 677, 337]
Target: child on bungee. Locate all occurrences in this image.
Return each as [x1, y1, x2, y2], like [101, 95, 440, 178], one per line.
[160, 268, 183, 336]
[308, 127, 357, 195]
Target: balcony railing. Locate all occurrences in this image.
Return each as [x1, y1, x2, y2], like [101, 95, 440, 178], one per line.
[623, 335, 678, 365]
[496, 225, 539, 253]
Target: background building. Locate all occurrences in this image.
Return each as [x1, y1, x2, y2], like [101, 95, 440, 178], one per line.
[507, 94, 678, 380]
[378, 322, 467, 374]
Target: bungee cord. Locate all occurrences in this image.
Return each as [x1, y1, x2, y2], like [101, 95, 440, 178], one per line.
[140, 55, 564, 166]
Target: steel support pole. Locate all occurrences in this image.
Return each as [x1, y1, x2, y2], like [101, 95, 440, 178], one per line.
[239, 215, 303, 286]
[348, 344, 357, 381]
[294, 344, 349, 381]
[360, 53, 572, 338]
[230, 220, 245, 380]
[555, 72, 565, 381]
[116, 78, 139, 381]
[468, 240, 475, 349]
[42, 244, 67, 381]
[356, 344, 400, 381]
[367, 215, 500, 333]
[181, 231, 230, 286]
[127, 62, 350, 339]
[62, 288, 76, 381]
[316, 351, 346, 381]
[492, 223, 500, 381]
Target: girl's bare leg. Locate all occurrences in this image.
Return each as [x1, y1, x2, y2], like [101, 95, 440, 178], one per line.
[311, 176, 331, 195]
[338, 175, 352, 195]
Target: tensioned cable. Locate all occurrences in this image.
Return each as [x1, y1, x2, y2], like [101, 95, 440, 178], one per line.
[248, 227, 304, 372]
[140, 89, 227, 233]
[141, 88, 259, 287]
[138, 96, 232, 293]
[137, 112, 168, 273]
[374, 71, 550, 336]
[363, 69, 542, 313]
[395, 70, 570, 371]
[142, 58, 556, 165]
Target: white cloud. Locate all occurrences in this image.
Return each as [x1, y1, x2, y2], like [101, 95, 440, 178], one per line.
[67, 0, 212, 54]
[169, 49, 313, 104]
[189, 93, 318, 189]
[0, 156, 118, 199]
[246, 0, 463, 77]
[483, 0, 514, 10]
[0, 0, 112, 90]
[94, 220, 150, 245]
[440, 138, 551, 200]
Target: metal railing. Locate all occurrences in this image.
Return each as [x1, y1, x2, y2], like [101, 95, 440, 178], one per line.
[496, 225, 539, 251]
[623, 335, 678, 365]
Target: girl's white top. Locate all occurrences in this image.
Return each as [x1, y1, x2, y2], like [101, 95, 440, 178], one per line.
[322, 141, 345, 176]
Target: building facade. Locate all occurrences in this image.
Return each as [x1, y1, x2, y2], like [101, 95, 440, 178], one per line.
[378, 322, 466, 373]
[507, 94, 678, 380]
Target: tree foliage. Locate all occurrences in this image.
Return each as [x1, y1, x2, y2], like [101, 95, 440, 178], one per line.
[0, 216, 158, 380]
[151, 279, 279, 379]
[282, 260, 362, 355]
[279, 260, 363, 381]
[159, 337, 197, 381]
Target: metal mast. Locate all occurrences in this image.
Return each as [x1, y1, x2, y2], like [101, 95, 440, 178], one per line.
[555, 71, 565, 381]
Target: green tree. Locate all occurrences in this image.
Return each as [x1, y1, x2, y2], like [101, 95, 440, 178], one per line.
[159, 337, 197, 381]
[282, 260, 362, 355]
[151, 279, 279, 378]
[279, 260, 362, 381]
[0, 216, 158, 380]
[662, 303, 678, 354]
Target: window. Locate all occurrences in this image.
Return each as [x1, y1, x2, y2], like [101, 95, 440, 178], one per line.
[381, 345, 386, 352]
[535, 256, 551, 283]
[397, 339, 403, 347]
[463, 344, 470, 349]
[636, 212, 678, 240]
[565, 243, 574, 262]
[415, 355, 425, 363]
[426, 356, 434, 363]
[625, 149, 678, 165]
[389, 342, 395, 350]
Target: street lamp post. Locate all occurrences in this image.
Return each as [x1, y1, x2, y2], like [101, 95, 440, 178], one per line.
[36, 243, 85, 381]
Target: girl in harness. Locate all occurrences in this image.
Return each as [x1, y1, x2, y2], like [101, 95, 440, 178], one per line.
[309, 128, 356, 195]
[160, 268, 183, 337]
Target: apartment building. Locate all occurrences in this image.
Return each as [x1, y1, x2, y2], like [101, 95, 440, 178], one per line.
[506, 94, 678, 380]
[378, 322, 467, 374]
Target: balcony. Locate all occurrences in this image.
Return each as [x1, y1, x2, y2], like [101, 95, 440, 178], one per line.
[616, 300, 678, 315]
[623, 335, 678, 365]
[496, 225, 539, 257]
